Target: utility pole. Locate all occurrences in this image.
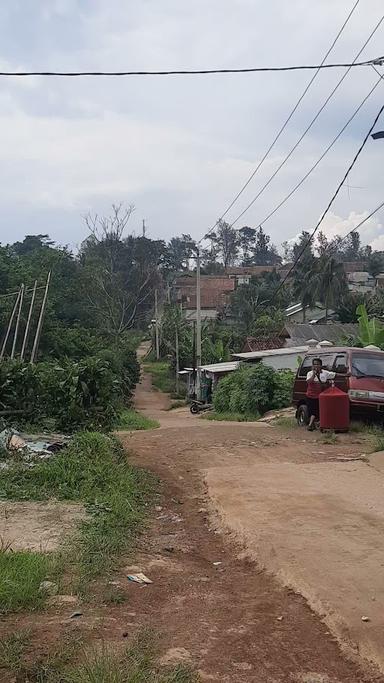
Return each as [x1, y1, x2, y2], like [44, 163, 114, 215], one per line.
[20, 280, 37, 361]
[0, 287, 21, 359]
[142, 219, 146, 237]
[175, 325, 180, 396]
[195, 246, 202, 400]
[30, 271, 51, 364]
[154, 288, 160, 360]
[11, 283, 24, 359]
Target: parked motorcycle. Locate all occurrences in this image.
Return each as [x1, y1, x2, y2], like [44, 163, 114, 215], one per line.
[190, 400, 212, 415]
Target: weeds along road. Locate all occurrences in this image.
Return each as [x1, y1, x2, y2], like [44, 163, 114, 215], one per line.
[118, 356, 384, 682]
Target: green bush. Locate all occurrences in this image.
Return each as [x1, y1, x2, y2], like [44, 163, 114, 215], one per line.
[213, 363, 295, 417]
[0, 340, 140, 431]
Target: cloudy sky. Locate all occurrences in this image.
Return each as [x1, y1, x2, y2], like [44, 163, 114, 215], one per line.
[0, 0, 383, 251]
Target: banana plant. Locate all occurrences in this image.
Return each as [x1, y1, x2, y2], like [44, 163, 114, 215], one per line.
[356, 304, 384, 348]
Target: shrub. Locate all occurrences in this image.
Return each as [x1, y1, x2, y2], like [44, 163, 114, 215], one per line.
[213, 363, 294, 417]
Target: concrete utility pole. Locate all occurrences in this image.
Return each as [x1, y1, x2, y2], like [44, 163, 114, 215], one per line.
[0, 287, 21, 359]
[195, 247, 202, 400]
[175, 325, 179, 396]
[154, 288, 160, 360]
[30, 271, 51, 364]
[11, 283, 24, 359]
[20, 280, 37, 361]
[142, 219, 146, 237]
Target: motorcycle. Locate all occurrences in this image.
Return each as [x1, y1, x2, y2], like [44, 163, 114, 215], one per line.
[190, 400, 213, 415]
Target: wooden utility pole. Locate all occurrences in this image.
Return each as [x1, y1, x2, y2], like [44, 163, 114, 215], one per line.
[154, 289, 160, 360]
[30, 271, 51, 364]
[195, 247, 202, 400]
[175, 326, 180, 396]
[0, 288, 21, 359]
[20, 280, 37, 361]
[11, 283, 24, 359]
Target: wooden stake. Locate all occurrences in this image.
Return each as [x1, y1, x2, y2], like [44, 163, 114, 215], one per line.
[20, 280, 37, 361]
[11, 283, 24, 358]
[0, 288, 21, 359]
[30, 271, 51, 364]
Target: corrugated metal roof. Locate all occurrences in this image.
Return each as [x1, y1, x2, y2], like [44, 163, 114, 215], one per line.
[285, 323, 358, 346]
[232, 346, 309, 360]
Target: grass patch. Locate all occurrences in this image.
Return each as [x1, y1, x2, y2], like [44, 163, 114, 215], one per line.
[0, 630, 30, 672]
[144, 361, 175, 394]
[201, 411, 259, 422]
[370, 435, 384, 452]
[0, 432, 155, 595]
[272, 416, 296, 429]
[117, 409, 159, 430]
[319, 431, 338, 444]
[65, 631, 198, 683]
[0, 551, 58, 614]
[167, 400, 186, 411]
[0, 630, 199, 683]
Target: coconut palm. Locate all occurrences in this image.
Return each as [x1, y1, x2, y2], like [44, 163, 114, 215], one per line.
[311, 256, 347, 322]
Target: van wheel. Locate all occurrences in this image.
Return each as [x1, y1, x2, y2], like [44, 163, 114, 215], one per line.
[297, 404, 309, 427]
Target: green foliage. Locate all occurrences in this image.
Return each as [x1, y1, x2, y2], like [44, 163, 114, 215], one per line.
[0, 340, 140, 430]
[0, 432, 154, 587]
[202, 411, 259, 422]
[213, 364, 294, 417]
[356, 303, 384, 348]
[144, 361, 175, 394]
[0, 551, 57, 614]
[117, 409, 159, 430]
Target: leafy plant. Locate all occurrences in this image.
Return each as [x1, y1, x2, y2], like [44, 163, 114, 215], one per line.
[356, 303, 384, 348]
[213, 364, 294, 417]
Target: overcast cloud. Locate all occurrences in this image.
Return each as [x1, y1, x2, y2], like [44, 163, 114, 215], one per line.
[0, 0, 383, 251]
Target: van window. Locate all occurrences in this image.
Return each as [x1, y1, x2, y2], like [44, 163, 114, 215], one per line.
[351, 353, 384, 378]
[298, 356, 313, 377]
[317, 354, 335, 370]
[333, 353, 348, 373]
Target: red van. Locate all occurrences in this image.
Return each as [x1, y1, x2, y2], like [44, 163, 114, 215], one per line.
[293, 346, 384, 425]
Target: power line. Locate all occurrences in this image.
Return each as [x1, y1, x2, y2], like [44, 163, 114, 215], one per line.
[253, 74, 383, 229]
[0, 58, 382, 78]
[226, 14, 384, 230]
[201, 0, 361, 240]
[266, 103, 384, 306]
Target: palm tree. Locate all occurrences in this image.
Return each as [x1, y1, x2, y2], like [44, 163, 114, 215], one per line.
[312, 256, 347, 322]
[292, 262, 316, 322]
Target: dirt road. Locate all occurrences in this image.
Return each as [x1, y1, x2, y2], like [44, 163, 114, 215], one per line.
[119, 363, 384, 682]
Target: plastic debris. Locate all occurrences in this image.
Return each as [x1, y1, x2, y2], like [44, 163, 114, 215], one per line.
[361, 615, 370, 622]
[127, 573, 153, 585]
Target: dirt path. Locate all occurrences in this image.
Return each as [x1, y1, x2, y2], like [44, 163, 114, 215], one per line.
[117, 361, 384, 682]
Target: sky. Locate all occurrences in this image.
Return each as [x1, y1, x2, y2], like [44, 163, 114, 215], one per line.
[0, 0, 383, 252]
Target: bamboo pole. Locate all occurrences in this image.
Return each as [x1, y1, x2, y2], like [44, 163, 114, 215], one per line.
[11, 284, 24, 359]
[0, 288, 21, 359]
[30, 272, 51, 364]
[20, 280, 37, 361]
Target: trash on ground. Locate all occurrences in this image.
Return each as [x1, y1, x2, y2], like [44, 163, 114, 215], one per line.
[127, 573, 153, 585]
[39, 580, 58, 596]
[0, 428, 69, 463]
[361, 615, 370, 622]
[213, 561, 222, 566]
[70, 611, 83, 619]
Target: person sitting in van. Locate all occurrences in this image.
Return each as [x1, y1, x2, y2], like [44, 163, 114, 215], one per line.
[306, 357, 336, 431]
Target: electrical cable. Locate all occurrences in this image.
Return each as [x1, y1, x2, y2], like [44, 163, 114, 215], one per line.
[252, 75, 383, 230]
[264, 103, 384, 308]
[0, 58, 382, 78]
[225, 14, 384, 231]
[200, 0, 361, 240]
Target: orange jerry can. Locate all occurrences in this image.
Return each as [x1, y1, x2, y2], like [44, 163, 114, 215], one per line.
[319, 385, 350, 432]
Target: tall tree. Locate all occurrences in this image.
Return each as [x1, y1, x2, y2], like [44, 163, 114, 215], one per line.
[163, 234, 196, 272]
[291, 231, 317, 322]
[312, 255, 347, 322]
[251, 226, 281, 266]
[238, 226, 256, 265]
[205, 220, 239, 268]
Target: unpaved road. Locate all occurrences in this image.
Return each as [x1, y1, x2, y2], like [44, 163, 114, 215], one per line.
[120, 363, 384, 681]
[2, 362, 384, 682]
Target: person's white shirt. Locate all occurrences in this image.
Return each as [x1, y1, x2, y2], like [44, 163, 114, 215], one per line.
[306, 369, 336, 382]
